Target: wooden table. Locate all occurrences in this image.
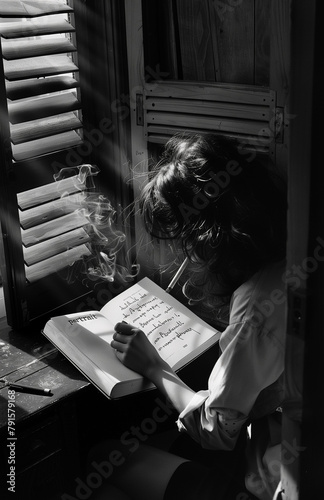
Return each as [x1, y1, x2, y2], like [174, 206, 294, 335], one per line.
[0, 317, 91, 499]
[0, 317, 180, 500]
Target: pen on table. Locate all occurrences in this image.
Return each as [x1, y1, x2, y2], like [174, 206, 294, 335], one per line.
[8, 383, 53, 397]
[165, 257, 189, 293]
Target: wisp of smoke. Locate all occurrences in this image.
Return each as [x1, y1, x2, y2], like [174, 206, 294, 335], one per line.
[54, 164, 139, 284]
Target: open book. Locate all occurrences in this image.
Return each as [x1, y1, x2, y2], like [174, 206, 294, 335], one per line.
[42, 277, 221, 399]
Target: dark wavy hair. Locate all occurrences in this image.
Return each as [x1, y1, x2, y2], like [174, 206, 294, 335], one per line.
[139, 133, 287, 295]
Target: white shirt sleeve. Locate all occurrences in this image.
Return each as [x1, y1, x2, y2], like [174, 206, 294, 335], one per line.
[177, 394, 248, 450]
[176, 262, 286, 451]
[176, 317, 285, 450]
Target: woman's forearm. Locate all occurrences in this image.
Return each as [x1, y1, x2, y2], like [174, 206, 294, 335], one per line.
[112, 324, 197, 413]
[146, 359, 196, 414]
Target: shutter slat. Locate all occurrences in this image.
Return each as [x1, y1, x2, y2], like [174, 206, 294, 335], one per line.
[19, 192, 87, 229]
[25, 245, 91, 283]
[6, 75, 79, 100]
[145, 81, 274, 105]
[0, 1, 73, 18]
[2, 37, 76, 60]
[10, 111, 82, 144]
[145, 97, 270, 121]
[0, 18, 74, 39]
[146, 112, 270, 137]
[23, 228, 90, 266]
[18, 175, 86, 210]
[4, 55, 78, 81]
[11, 130, 83, 161]
[146, 128, 269, 153]
[9, 93, 81, 124]
[21, 212, 90, 247]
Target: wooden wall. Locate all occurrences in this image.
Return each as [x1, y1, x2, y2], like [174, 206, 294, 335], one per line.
[143, 0, 270, 86]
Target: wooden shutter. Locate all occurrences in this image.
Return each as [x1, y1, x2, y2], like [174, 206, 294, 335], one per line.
[18, 175, 91, 284]
[0, 0, 83, 161]
[143, 80, 277, 156]
[0, 0, 96, 329]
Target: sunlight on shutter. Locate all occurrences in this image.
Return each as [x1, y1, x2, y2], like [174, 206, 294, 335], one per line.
[17, 175, 92, 283]
[0, 0, 83, 161]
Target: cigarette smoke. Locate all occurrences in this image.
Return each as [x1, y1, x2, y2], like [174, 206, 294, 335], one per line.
[54, 164, 139, 284]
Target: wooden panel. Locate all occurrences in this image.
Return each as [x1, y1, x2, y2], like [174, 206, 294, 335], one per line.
[142, 0, 271, 87]
[146, 112, 268, 136]
[208, 0, 255, 84]
[254, 0, 271, 86]
[145, 97, 270, 121]
[144, 81, 274, 105]
[18, 176, 86, 210]
[25, 244, 91, 283]
[3, 55, 78, 81]
[2, 37, 76, 60]
[8, 93, 81, 124]
[270, 0, 290, 174]
[19, 192, 87, 229]
[124, 0, 154, 280]
[145, 128, 269, 153]
[175, 0, 216, 81]
[10, 111, 82, 144]
[11, 130, 83, 161]
[21, 212, 90, 247]
[0, 18, 74, 39]
[142, 0, 179, 80]
[23, 228, 90, 265]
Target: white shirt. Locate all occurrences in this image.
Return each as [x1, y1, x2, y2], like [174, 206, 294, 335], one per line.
[177, 260, 286, 452]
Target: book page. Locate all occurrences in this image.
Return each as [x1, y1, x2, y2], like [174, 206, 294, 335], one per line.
[44, 312, 146, 381]
[43, 314, 150, 397]
[43, 278, 221, 398]
[100, 278, 220, 370]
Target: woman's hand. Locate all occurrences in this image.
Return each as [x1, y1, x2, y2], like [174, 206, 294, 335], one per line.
[111, 322, 164, 379]
[112, 322, 196, 413]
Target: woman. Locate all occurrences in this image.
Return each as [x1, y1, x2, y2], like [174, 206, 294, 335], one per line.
[88, 133, 287, 500]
